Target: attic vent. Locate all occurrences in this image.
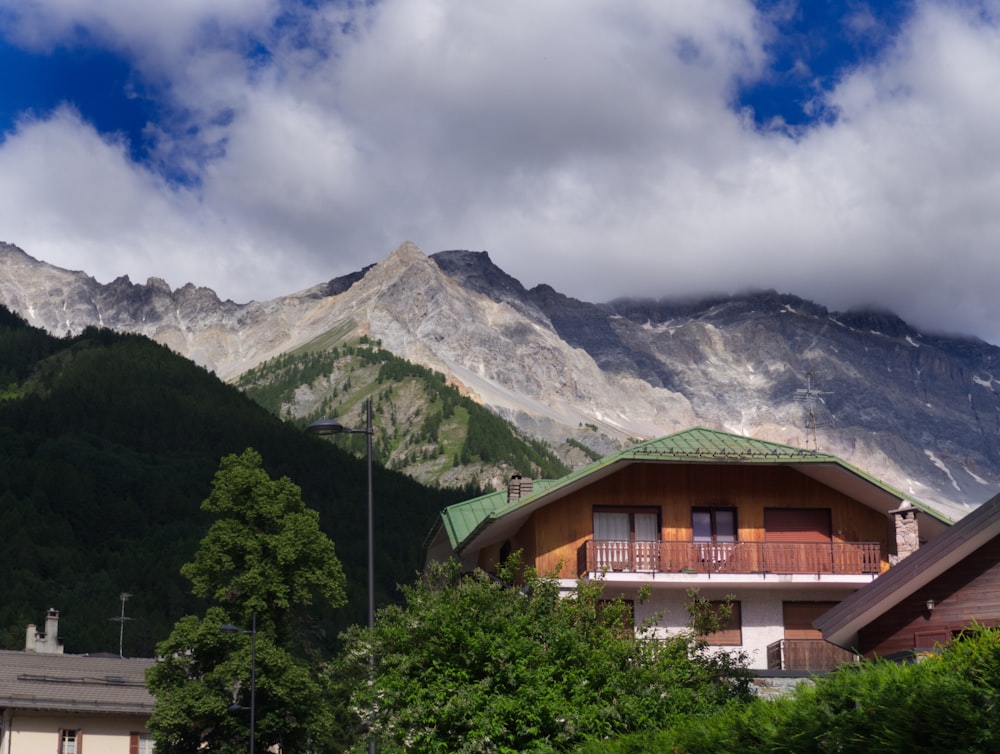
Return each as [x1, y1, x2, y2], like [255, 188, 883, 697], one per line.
[507, 474, 533, 502]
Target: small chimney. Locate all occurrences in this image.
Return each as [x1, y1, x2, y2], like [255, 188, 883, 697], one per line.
[507, 474, 533, 503]
[26, 608, 64, 654]
[889, 502, 920, 565]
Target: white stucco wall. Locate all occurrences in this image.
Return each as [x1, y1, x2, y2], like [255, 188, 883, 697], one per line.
[0, 711, 149, 754]
[632, 585, 859, 669]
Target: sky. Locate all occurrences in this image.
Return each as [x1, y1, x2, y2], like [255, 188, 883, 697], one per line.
[1, 1, 1000, 345]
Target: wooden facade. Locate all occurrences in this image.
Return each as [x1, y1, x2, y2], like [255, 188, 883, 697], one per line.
[477, 463, 892, 577]
[857, 530, 1000, 657]
[432, 428, 955, 671]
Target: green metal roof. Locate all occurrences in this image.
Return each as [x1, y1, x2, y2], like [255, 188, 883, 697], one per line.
[614, 426, 840, 461]
[433, 426, 947, 552]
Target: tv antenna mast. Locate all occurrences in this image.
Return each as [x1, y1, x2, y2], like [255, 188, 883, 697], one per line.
[794, 371, 833, 450]
[109, 592, 134, 658]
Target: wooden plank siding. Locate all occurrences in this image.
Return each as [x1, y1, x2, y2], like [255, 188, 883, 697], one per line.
[858, 531, 1000, 657]
[477, 463, 892, 577]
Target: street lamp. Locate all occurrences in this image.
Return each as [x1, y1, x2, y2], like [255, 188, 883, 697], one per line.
[220, 614, 257, 754]
[307, 398, 376, 754]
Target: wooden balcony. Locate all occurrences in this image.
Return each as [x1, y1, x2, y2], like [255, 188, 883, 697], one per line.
[767, 639, 859, 671]
[582, 540, 881, 576]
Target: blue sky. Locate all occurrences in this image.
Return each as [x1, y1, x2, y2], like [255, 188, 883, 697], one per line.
[1, 0, 1000, 345]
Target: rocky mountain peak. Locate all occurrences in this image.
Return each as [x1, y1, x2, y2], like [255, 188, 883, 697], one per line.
[0, 240, 997, 516]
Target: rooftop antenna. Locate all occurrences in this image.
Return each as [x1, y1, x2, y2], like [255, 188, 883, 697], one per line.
[109, 592, 133, 658]
[794, 371, 833, 450]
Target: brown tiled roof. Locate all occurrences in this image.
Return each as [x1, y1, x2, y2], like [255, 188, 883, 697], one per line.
[0, 650, 154, 714]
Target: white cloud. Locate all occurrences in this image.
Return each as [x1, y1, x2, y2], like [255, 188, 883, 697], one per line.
[0, 0, 277, 57]
[1, 0, 1000, 344]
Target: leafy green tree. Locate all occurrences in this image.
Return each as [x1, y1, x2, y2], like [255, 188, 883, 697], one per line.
[331, 556, 752, 753]
[146, 448, 347, 754]
[647, 624, 1000, 754]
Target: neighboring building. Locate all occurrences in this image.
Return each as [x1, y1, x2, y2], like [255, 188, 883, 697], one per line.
[0, 611, 155, 754]
[816, 490, 1000, 658]
[425, 427, 952, 670]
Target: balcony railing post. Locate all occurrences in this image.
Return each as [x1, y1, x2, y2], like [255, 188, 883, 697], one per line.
[585, 540, 880, 575]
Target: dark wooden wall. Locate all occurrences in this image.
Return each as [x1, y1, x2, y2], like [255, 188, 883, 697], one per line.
[859, 532, 1000, 657]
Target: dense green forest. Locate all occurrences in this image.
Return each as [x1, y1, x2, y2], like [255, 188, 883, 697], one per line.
[0, 307, 466, 655]
[237, 334, 570, 485]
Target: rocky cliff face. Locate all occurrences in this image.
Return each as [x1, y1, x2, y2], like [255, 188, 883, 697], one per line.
[2, 239, 997, 516]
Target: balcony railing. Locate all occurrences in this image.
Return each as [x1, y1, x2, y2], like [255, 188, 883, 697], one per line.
[583, 540, 881, 576]
[767, 639, 859, 671]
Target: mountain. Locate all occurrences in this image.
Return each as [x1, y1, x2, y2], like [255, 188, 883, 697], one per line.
[2, 239, 998, 516]
[0, 308, 464, 654]
[234, 335, 572, 488]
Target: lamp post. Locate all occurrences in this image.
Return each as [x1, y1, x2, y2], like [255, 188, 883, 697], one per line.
[307, 398, 376, 754]
[220, 614, 257, 754]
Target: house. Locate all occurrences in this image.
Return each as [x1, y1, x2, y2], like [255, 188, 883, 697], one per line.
[0, 611, 155, 754]
[425, 427, 952, 670]
[816, 490, 1000, 658]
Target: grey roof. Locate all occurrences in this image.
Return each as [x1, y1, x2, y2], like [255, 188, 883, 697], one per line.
[0, 650, 155, 715]
[815, 490, 1000, 649]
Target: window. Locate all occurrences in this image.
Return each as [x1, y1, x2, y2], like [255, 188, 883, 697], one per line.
[782, 602, 837, 640]
[700, 601, 742, 645]
[593, 508, 659, 541]
[692, 508, 737, 542]
[130, 732, 154, 754]
[60, 729, 80, 754]
[593, 508, 660, 571]
[914, 629, 952, 650]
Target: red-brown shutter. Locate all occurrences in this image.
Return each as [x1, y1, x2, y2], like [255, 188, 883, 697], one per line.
[783, 602, 837, 640]
[702, 601, 742, 645]
[914, 629, 952, 649]
[130, 733, 139, 754]
[764, 508, 832, 542]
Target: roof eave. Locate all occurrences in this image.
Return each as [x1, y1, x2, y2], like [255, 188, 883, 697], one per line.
[817, 492, 1000, 647]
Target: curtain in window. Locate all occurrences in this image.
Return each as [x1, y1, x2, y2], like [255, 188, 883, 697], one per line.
[634, 512, 658, 541]
[594, 511, 630, 540]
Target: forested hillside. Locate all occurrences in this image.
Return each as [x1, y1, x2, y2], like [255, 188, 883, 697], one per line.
[0, 308, 465, 655]
[236, 333, 571, 487]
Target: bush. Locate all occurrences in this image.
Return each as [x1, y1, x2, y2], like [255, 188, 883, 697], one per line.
[331, 556, 752, 753]
[659, 625, 1000, 754]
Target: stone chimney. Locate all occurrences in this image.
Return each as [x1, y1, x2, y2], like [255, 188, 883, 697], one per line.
[889, 501, 920, 565]
[25, 608, 64, 654]
[507, 474, 533, 503]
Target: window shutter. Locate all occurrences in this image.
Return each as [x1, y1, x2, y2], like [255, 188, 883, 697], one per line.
[914, 629, 952, 649]
[765, 508, 832, 542]
[783, 602, 837, 640]
[130, 733, 139, 754]
[701, 601, 742, 645]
